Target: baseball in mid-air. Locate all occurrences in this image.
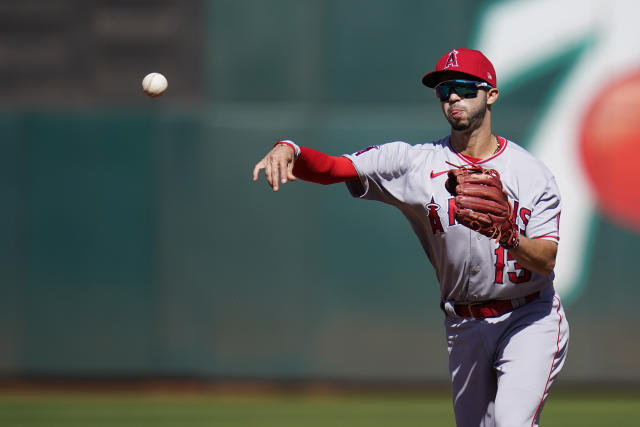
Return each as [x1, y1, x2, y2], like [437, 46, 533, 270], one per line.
[142, 72, 168, 97]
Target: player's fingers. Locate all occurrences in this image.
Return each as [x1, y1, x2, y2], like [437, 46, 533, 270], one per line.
[269, 159, 280, 191]
[252, 159, 266, 181]
[264, 160, 275, 188]
[286, 160, 296, 181]
[278, 159, 289, 184]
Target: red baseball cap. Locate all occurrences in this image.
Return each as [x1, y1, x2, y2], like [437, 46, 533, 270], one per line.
[422, 48, 497, 88]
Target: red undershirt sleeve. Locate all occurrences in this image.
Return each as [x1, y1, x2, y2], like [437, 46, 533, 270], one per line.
[292, 146, 358, 185]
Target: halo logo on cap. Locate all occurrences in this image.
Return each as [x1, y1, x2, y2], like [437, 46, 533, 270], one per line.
[444, 49, 459, 69]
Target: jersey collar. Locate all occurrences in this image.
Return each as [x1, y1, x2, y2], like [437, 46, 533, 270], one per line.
[448, 135, 508, 165]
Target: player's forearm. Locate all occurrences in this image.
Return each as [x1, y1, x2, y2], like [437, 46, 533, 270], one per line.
[507, 237, 557, 277]
[293, 146, 358, 185]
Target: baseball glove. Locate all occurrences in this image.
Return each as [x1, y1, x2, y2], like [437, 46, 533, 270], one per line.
[445, 163, 519, 248]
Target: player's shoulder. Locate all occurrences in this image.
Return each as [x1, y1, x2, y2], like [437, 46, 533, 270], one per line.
[353, 137, 447, 158]
[380, 137, 449, 157]
[377, 136, 447, 149]
[407, 136, 450, 151]
[503, 138, 555, 179]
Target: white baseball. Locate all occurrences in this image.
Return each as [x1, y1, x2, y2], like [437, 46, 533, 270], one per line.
[142, 72, 168, 97]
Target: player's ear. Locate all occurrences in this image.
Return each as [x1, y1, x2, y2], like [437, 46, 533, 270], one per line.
[487, 87, 499, 106]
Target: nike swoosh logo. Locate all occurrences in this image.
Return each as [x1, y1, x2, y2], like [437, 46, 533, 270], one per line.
[430, 170, 449, 178]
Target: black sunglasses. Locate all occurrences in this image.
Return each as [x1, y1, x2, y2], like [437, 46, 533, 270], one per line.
[435, 79, 493, 102]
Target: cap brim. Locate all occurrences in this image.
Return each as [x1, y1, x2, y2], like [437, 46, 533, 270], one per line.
[422, 70, 491, 88]
[421, 70, 444, 88]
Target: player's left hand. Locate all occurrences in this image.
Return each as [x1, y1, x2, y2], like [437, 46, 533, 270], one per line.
[445, 164, 519, 248]
[252, 143, 297, 191]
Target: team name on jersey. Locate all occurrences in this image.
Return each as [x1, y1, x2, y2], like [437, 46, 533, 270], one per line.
[425, 197, 531, 235]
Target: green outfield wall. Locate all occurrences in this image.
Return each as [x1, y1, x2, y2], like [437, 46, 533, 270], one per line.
[0, 0, 638, 384]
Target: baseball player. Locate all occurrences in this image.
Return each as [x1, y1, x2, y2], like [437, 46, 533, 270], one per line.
[252, 48, 569, 427]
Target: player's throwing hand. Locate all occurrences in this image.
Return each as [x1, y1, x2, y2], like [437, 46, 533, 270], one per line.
[252, 142, 297, 191]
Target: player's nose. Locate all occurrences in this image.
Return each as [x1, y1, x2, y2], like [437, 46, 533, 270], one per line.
[446, 91, 462, 102]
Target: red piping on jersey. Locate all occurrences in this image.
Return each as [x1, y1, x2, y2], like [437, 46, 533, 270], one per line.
[449, 136, 508, 165]
[531, 295, 563, 427]
[534, 235, 560, 242]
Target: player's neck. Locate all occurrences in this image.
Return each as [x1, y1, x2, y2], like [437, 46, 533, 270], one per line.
[450, 127, 497, 159]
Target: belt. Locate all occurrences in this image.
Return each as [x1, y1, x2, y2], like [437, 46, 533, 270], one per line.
[452, 292, 540, 319]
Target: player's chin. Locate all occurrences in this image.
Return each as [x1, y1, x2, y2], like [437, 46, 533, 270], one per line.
[447, 117, 471, 131]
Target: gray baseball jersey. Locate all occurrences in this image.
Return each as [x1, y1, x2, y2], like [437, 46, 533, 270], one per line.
[343, 136, 561, 303]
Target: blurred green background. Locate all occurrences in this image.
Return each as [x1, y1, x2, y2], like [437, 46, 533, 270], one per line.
[0, 0, 639, 394]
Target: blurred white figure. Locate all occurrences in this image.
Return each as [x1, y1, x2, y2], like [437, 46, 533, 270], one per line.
[475, 0, 640, 302]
